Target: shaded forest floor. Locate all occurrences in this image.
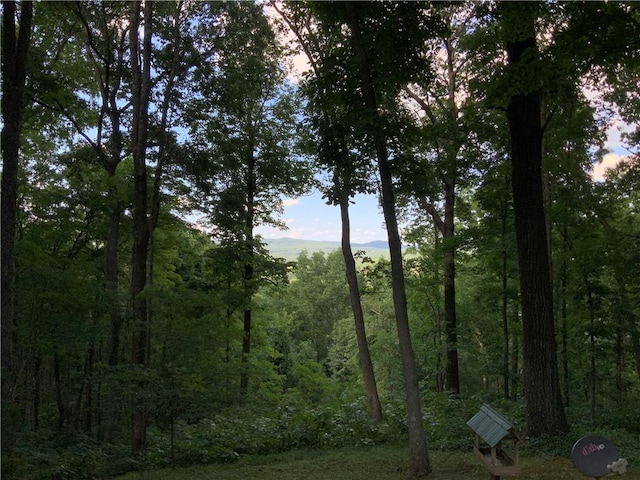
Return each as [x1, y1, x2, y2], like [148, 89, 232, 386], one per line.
[115, 445, 639, 480]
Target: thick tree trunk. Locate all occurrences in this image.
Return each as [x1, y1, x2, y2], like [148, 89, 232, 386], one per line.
[339, 196, 383, 422]
[1, 0, 33, 456]
[502, 2, 568, 437]
[129, 0, 153, 457]
[344, 3, 430, 476]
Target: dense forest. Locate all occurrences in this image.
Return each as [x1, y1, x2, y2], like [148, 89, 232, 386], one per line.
[1, 1, 639, 479]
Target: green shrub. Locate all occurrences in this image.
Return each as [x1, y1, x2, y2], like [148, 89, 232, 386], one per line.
[11, 431, 135, 480]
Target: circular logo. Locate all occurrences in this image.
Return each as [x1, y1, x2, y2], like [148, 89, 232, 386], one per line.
[571, 435, 618, 478]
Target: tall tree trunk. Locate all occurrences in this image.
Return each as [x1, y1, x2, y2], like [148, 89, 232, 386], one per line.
[106, 203, 122, 366]
[339, 195, 383, 422]
[84, 343, 95, 433]
[344, 4, 430, 476]
[1, 0, 33, 456]
[31, 353, 42, 432]
[560, 230, 570, 406]
[147, 2, 183, 376]
[419, 196, 459, 395]
[432, 224, 444, 393]
[442, 34, 461, 396]
[501, 227, 509, 400]
[273, 2, 383, 421]
[72, 2, 127, 368]
[584, 275, 597, 425]
[406, 27, 462, 396]
[53, 349, 65, 430]
[129, 0, 153, 457]
[501, 2, 568, 437]
[442, 180, 459, 395]
[240, 145, 256, 397]
[511, 320, 520, 400]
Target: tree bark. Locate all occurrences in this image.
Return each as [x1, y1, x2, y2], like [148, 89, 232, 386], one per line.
[560, 230, 570, 406]
[344, 3, 430, 476]
[406, 27, 462, 396]
[1, 0, 33, 456]
[502, 208, 510, 400]
[339, 195, 383, 422]
[240, 146, 256, 397]
[442, 180, 459, 395]
[501, 2, 568, 437]
[129, 0, 153, 457]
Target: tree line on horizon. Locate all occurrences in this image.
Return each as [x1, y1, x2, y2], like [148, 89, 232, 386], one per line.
[1, 1, 638, 478]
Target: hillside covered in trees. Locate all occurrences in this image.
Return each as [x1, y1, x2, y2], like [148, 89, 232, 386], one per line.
[1, 1, 639, 478]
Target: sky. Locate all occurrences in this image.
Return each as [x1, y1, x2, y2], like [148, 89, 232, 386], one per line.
[256, 5, 634, 244]
[255, 191, 387, 244]
[254, 122, 633, 244]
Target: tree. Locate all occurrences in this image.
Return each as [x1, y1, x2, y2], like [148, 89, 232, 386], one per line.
[183, 1, 311, 396]
[285, 250, 351, 365]
[129, 0, 153, 456]
[1, 0, 33, 457]
[499, 2, 568, 436]
[273, 0, 383, 421]
[15, 147, 112, 434]
[401, 3, 490, 395]
[341, 2, 431, 476]
[64, 1, 131, 367]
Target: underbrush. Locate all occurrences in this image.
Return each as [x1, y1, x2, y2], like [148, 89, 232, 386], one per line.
[4, 392, 638, 479]
[6, 431, 136, 480]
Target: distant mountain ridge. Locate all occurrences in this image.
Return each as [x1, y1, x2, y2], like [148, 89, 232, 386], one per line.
[263, 237, 391, 261]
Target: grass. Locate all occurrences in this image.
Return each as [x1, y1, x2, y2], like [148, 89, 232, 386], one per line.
[114, 444, 639, 480]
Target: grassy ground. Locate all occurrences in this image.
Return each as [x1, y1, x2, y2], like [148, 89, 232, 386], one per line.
[115, 445, 639, 480]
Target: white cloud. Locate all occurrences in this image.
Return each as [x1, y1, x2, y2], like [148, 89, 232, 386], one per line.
[605, 122, 634, 152]
[282, 198, 300, 207]
[591, 153, 624, 181]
